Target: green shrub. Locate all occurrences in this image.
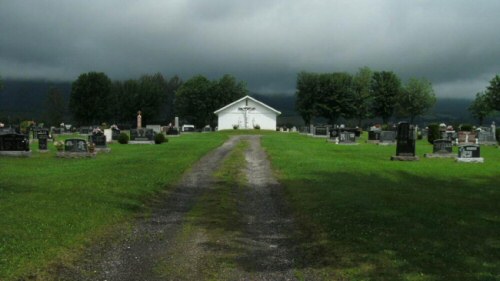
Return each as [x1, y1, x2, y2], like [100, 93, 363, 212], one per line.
[254, 124, 261, 130]
[118, 132, 129, 144]
[154, 133, 167, 144]
[460, 124, 473, 131]
[496, 128, 500, 144]
[427, 123, 440, 144]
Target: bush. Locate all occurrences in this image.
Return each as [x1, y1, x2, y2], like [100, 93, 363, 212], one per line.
[254, 124, 261, 130]
[118, 132, 129, 144]
[496, 128, 500, 144]
[427, 123, 440, 144]
[460, 124, 473, 131]
[154, 133, 167, 144]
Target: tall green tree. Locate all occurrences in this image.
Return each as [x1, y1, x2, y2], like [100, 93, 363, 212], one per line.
[352, 67, 373, 126]
[398, 78, 436, 124]
[161, 75, 183, 123]
[175, 75, 214, 128]
[44, 87, 66, 126]
[136, 73, 168, 124]
[295, 71, 319, 125]
[469, 92, 492, 125]
[175, 74, 247, 128]
[371, 71, 401, 124]
[316, 72, 354, 124]
[69, 72, 112, 125]
[486, 75, 500, 111]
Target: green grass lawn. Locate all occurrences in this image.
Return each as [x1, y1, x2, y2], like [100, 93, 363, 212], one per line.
[2, 131, 499, 280]
[261, 133, 500, 281]
[0, 133, 227, 280]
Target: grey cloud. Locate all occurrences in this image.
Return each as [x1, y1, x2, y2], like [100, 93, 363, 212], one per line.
[0, 0, 498, 98]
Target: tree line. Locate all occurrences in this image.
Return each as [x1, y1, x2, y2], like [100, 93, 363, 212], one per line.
[295, 67, 436, 126]
[468, 75, 500, 125]
[67, 72, 247, 128]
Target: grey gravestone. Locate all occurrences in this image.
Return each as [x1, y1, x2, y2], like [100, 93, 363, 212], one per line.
[338, 131, 357, 144]
[477, 130, 496, 145]
[379, 131, 396, 145]
[37, 130, 49, 151]
[313, 126, 328, 137]
[391, 122, 418, 161]
[457, 145, 483, 163]
[79, 127, 92, 134]
[64, 139, 88, 153]
[424, 139, 455, 158]
[146, 125, 162, 134]
[202, 125, 212, 133]
[130, 128, 155, 143]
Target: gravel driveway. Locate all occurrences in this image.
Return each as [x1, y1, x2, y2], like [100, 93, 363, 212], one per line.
[56, 135, 297, 281]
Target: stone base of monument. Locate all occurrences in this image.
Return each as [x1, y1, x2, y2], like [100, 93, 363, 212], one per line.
[95, 147, 111, 153]
[56, 152, 96, 158]
[378, 142, 396, 146]
[129, 141, 155, 144]
[390, 155, 419, 161]
[366, 140, 380, 144]
[424, 153, 457, 158]
[0, 151, 32, 157]
[39, 150, 50, 154]
[456, 157, 484, 163]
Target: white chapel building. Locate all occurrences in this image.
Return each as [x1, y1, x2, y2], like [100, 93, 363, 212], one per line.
[214, 95, 281, 130]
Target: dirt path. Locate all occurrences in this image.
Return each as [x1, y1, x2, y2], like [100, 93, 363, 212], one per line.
[234, 135, 297, 280]
[57, 135, 297, 281]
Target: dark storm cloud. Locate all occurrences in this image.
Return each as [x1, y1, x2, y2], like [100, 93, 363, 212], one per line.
[0, 0, 499, 98]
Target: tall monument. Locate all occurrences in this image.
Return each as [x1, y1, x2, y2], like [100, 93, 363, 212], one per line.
[137, 111, 142, 129]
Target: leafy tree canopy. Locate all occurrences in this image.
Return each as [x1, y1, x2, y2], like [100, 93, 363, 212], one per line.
[371, 71, 402, 124]
[398, 78, 436, 124]
[69, 72, 112, 126]
[175, 74, 247, 128]
[469, 92, 492, 125]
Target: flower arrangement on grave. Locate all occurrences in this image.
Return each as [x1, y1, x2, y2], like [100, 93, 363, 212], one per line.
[54, 141, 64, 152]
[92, 128, 103, 134]
[110, 124, 119, 130]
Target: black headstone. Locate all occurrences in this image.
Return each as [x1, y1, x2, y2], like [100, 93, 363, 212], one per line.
[37, 130, 49, 150]
[64, 139, 88, 153]
[432, 139, 453, 154]
[0, 133, 30, 151]
[368, 131, 380, 140]
[396, 122, 416, 156]
[90, 131, 107, 148]
[458, 145, 480, 158]
[112, 128, 121, 140]
[166, 127, 179, 135]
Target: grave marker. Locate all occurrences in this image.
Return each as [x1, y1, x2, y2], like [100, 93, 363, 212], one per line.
[457, 145, 484, 163]
[391, 122, 418, 161]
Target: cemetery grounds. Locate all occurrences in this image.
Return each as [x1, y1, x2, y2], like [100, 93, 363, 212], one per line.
[0, 131, 499, 280]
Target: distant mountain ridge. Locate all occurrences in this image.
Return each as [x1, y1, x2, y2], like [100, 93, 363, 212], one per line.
[0, 79, 491, 126]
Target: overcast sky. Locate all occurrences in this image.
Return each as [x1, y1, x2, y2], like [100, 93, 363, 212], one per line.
[1, 0, 499, 98]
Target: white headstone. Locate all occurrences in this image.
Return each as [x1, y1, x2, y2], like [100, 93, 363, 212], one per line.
[104, 129, 113, 143]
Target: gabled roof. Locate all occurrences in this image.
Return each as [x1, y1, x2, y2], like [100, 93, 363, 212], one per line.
[214, 95, 281, 115]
